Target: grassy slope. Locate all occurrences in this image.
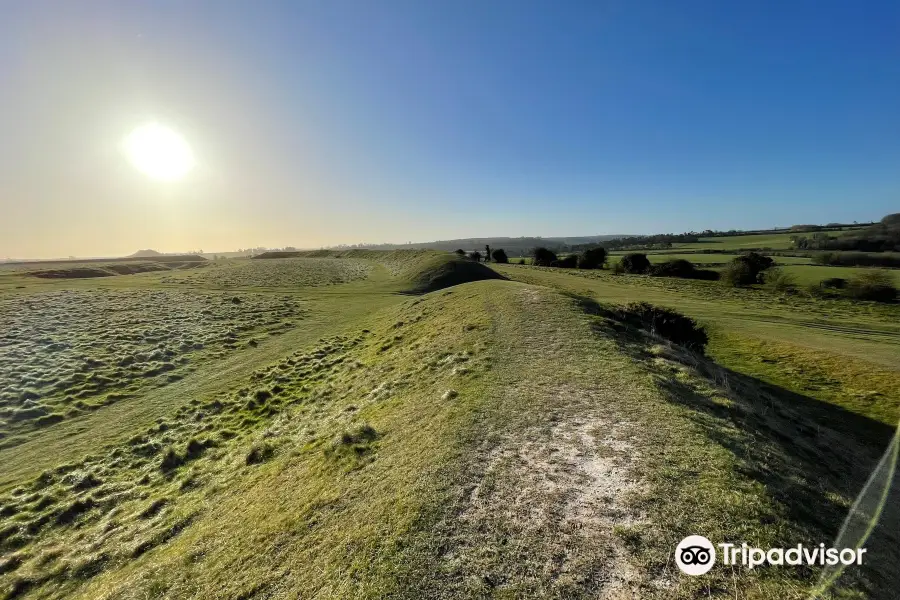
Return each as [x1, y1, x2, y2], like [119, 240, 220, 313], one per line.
[0, 253, 493, 489]
[2, 252, 899, 598]
[493, 265, 900, 422]
[490, 265, 900, 595]
[0, 281, 864, 599]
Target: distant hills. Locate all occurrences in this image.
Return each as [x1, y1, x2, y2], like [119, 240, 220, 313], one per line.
[128, 249, 165, 258]
[329, 235, 630, 256]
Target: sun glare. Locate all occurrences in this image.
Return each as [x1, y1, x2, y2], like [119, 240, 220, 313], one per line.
[124, 122, 195, 181]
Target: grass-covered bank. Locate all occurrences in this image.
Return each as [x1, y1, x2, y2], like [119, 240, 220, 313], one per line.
[3, 252, 899, 598]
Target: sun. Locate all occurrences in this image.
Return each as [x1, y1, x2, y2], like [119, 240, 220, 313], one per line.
[124, 122, 195, 181]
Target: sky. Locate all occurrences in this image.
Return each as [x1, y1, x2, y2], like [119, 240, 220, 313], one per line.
[1, 0, 898, 258]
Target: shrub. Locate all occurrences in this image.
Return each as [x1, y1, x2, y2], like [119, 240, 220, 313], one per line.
[650, 259, 695, 278]
[616, 302, 709, 353]
[692, 269, 721, 281]
[454, 249, 466, 257]
[735, 252, 775, 275]
[821, 277, 847, 289]
[721, 261, 756, 286]
[846, 270, 898, 302]
[577, 247, 607, 269]
[612, 261, 626, 275]
[491, 248, 509, 263]
[620, 253, 651, 274]
[649, 259, 722, 281]
[556, 254, 578, 268]
[721, 252, 774, 287]
[517, 258, 526, 265]
[763, 267, 796, 292]
[532, 247, 558, 267]
[467, 251, 482, 262]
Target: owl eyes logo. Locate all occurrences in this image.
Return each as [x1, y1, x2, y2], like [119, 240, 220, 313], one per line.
[675, 536, 717, 575]
[680, 545, 712, 565]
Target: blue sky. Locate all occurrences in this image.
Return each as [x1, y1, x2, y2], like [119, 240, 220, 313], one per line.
[1, 0, 898, 256]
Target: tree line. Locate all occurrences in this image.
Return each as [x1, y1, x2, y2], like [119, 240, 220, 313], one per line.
[791, 213, 900, 253]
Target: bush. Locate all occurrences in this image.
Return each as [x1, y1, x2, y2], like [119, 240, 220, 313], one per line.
[722, 252, 774, 286]
[647, 259, 721, 281]
[735, 252, 775, 274]
[577, 247, 607, 269]
[692, 269, 721, 281]
[612, 261, 626, 275]
[454, 249, 466, 257]
[821, 277, 847, 289]
[620, 253, 651, 274]
[491, 248, 509, 263]
[556, 254, 578, 268]
[846, 270, 898, 302]
[762, 267, 796, 292]
[650, 259, 695, 278]
[616, 302, 709, 353]
[721, 261, 756, 286]
[532, 247, 558, 267]
[467, 251, 482, 262]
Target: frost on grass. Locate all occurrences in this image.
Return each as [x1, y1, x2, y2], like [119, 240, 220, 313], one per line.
[0, 289, 306, 439]
[161, 257, 372, 288]
[0, 334, 364, 598]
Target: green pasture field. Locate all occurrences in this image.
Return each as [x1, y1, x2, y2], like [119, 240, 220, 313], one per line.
[1, 251, 898, 599]
[664, 227, 865, 252]
[672, 231, 802, 250]
[780, 264, 900, 286]
[605, 252, 815, 265]
[576, 253, 898, 288]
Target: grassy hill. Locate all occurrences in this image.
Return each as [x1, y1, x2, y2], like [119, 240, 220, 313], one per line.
[1, 250, 898, 599]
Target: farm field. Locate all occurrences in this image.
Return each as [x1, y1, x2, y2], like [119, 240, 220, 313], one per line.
[529, 252, 899, 289]
[1, 251, 898, 599]
[671, 231, 801, 250]
[780, 264, 900, 286]
[665, 228, 864, 251]
[606, 252, 815, 265]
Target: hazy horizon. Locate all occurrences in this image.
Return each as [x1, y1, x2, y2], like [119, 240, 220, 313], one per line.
[3, 1, 898, 259]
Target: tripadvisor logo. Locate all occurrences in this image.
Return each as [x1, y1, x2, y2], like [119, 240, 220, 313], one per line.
[675, 535, 716, 575]
[675, 536, 868, 576]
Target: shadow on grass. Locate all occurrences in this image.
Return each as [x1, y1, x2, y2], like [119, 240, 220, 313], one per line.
[569, 293, 900, 597]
